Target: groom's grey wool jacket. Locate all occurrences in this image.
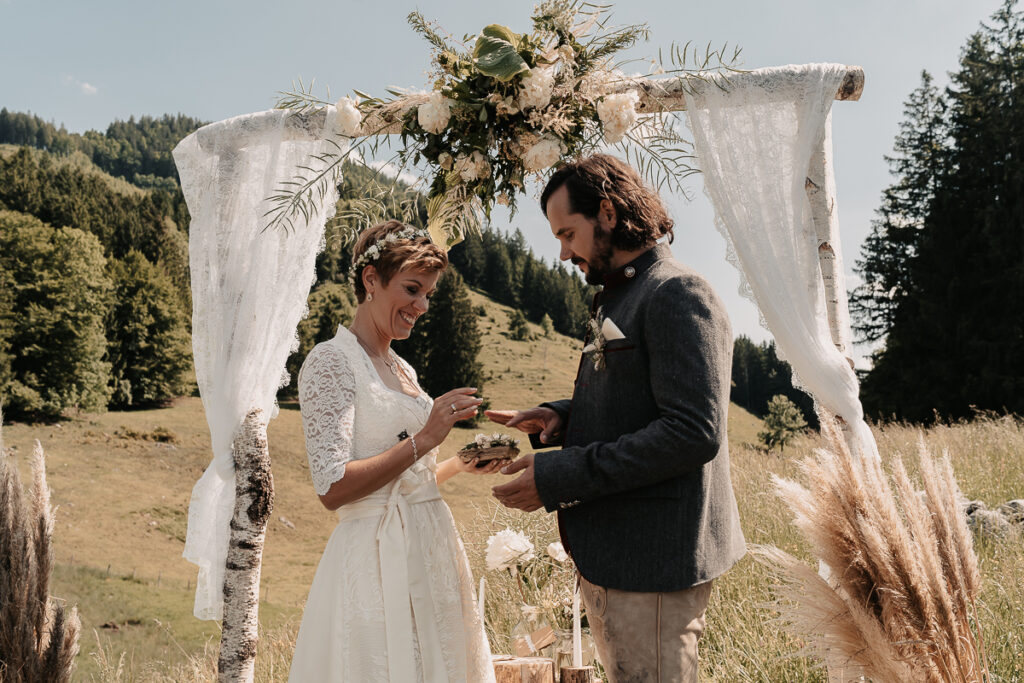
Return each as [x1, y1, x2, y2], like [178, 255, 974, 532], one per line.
[532, 243, 746, 592]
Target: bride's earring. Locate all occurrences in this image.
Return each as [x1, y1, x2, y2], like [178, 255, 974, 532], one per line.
[367, 292, 374, 302]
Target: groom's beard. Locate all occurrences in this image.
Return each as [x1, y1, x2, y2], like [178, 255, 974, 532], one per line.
[574, 225, 615, 286]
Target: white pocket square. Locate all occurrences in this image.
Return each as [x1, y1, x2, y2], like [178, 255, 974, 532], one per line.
[583, 317, 626, 353]
[601, 318, 625, 341]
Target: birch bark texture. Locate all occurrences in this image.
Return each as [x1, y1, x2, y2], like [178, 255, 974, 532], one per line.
[218, 409, 274, 682]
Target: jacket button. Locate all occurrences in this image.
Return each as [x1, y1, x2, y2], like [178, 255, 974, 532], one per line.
[625, 266, 636, 277]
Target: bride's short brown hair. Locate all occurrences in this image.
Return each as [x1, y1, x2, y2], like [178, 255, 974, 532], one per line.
[352, 220, 448, 303]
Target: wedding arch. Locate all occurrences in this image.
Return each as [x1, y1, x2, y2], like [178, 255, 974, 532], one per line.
[173, 60, 869, 679]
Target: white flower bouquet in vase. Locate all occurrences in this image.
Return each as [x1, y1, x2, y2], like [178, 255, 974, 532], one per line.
[481, 524, 595, 665]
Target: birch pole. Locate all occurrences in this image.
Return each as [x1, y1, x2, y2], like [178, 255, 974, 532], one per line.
[218, 409, 274, 682]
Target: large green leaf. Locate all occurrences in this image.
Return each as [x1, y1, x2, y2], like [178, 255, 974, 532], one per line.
[473, 24, 529, 82]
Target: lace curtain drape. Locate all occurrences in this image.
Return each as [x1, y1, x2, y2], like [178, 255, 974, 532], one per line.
[683, 63, 879, 460]
[173, 108, 343, 620]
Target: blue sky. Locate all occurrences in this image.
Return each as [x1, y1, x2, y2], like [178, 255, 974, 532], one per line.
[0, 0, 1004, 361]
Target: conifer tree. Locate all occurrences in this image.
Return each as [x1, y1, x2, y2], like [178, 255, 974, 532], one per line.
[106, 251, 192, 408]
[859, 0, 1024, 420]
[0, 211, 112, 417]
[758, 394, 807, 453]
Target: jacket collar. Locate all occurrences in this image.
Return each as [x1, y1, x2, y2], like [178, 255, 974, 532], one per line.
[602, 242, 672, 291]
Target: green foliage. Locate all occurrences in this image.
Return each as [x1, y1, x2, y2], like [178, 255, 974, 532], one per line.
[508, 310, 531, 341]
[282, 282, 357, 396]
[0, 211, 112, 417]
[757, 394, 807, 452]
[448, 227, 593, 338]
[731, 335, 816, 427]
[850, 72, 946, 344]
[855, 0, 1024, 421]
[0, 146, 189, 267]
[0, 109, 204, 185]
[105, 252, 192, 409]
[540, 313, 553, 338]
[394, 270, 485, 422]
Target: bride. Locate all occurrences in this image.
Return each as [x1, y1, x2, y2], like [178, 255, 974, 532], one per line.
[289, 220, 498, 682]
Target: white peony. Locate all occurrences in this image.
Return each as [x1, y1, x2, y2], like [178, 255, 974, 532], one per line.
[417, 92, 452, 135]
[522, 136, 564, 172]
[546, 541, 568, 563]
[597, 90, 639, 144]
[486, 529, 536, 572]
[455, 151, 490, 182]
[517, 68, 555, 111]
[333, 96, 363, 137]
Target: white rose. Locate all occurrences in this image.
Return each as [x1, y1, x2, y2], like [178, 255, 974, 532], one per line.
[455, 151, 489, 182]
[518, 68, 555, 111]
[417, 92, 452, 135]
[333, 96, 362, 137]
[597, 91, 639, 144]
[486, 529, 536, 572]
[546, 542, 568, 563]
[522, 136, 564, 172]
[475, 434, 489, 448]
[438, 152, 454, 171]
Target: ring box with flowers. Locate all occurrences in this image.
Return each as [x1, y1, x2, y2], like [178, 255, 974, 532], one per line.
[458, 433, 520, 466]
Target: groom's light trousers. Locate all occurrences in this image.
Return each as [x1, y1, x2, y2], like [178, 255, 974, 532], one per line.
[579, 574, 713, 682]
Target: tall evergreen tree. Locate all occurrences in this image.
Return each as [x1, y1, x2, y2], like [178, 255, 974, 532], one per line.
[860, 0, 1024, 420]
[105, 251, 192, 408]
[0, 211, 112, 417]
[850, 72, 948, 344]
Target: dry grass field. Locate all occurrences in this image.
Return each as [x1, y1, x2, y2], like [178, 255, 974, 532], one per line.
[3, 290, 1022, 681]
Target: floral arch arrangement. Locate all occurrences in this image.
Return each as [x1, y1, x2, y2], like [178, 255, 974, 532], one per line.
[267, 0, 740, 247]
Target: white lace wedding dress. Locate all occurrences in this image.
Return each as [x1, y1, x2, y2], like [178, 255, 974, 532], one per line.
[289, 327, 495, 682]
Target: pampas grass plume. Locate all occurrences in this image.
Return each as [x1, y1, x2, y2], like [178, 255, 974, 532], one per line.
[753, 417, 988, 682]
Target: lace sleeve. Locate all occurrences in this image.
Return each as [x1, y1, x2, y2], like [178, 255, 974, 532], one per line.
[298, 343, 355, 495]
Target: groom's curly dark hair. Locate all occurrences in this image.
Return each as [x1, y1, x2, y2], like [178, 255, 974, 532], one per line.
[540, 154, 675, 249]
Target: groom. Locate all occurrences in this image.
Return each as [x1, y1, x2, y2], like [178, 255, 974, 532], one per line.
[489, 154, 745, 682]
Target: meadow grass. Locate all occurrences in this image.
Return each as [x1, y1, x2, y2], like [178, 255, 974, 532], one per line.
[2, 298, 1021, 680]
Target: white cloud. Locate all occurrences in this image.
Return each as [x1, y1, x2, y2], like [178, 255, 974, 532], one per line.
[62, 74, 98, 96]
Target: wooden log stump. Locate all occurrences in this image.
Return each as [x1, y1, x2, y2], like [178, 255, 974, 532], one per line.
[218, 408, 273, 682]
[493, 655, 555, 683]
[560, 666, 597, 683]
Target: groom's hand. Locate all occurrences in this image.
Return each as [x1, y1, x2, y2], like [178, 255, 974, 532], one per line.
[485, 407, 563, 444]
[491, 454, 543, 512]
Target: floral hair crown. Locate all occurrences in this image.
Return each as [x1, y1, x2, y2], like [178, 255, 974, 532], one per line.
[348, 227, 433, 282]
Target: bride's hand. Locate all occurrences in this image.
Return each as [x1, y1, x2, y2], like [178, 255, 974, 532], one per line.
[416, 388, 482, 452]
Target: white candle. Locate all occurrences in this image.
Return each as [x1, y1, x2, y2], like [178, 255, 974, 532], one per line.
[572, 585, 582, 667]
[478, 577, 486, 627]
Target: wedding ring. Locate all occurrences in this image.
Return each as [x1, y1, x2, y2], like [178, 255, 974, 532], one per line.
[451, 403, 457, 414]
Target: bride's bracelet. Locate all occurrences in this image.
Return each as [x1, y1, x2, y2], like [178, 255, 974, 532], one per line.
[409, 434, 419, 465]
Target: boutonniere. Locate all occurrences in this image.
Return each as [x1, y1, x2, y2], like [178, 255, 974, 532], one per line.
[582, 308, 626, 371]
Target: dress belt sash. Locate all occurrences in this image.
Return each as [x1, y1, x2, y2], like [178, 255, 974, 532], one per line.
[336, 478, 450, 683]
